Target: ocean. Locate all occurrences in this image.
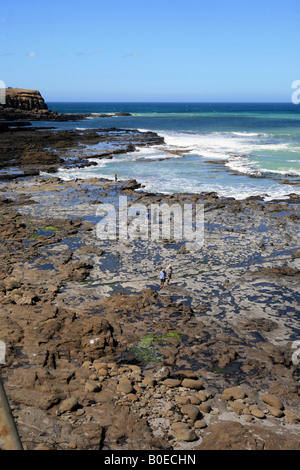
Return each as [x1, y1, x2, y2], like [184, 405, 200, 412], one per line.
[44, 102, 300, 200]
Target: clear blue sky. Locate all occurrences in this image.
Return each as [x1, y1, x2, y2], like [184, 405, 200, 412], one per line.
[0, 0, 299, 102]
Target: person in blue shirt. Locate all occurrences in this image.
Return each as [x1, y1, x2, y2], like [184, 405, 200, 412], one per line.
[160, 268, 166, 289]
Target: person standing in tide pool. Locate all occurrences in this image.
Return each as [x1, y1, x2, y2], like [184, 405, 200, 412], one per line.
[166, 265, 172, 286]
[160, 268, 166, 289]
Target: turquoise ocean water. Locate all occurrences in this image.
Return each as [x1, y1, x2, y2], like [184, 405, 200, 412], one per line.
[43, 102, 300, 200]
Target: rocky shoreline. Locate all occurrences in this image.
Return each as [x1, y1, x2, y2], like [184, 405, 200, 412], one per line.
[0, 125, 164, 180]
[0, 123, 299, 451]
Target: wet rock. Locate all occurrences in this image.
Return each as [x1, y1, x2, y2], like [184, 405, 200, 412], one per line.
[256, 266, 300, 277]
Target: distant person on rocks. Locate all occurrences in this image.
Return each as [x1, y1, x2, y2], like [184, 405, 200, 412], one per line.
[160, 268, 166, 289]
[166, 265, 173, 286]
[115, 172, 118, 182]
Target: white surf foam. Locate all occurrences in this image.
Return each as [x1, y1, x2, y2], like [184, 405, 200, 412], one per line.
[155, 130, 293, 163]
[42, 128, 300, 201]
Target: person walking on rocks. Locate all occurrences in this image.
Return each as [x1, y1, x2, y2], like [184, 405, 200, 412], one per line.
[115, 172, 118, 182]
[166, 265, 172, 286]
[160, 268, 166, 289]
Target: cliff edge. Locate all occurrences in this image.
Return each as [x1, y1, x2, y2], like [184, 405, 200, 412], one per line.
[0, 87, 86, 122]
[0, 88, 132, 124]
[4, 88, 48, 111]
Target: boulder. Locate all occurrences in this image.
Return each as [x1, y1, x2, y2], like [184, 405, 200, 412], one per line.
[58, 397, 80, 414]
[181, 378, 203, 390]
[222, 386, 246, 401]
[181, 404, 200, 421]
[261, 394, 284, 410]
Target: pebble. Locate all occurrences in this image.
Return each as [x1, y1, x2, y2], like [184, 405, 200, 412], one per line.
[266, 405, 284, 418]
[197, 391, 208, 402]
[58, 397, 79, 414]
[175, 370, 197, 379]
[261, 394, 284, 410]
[142, 377, 156, 387]
[175, 396, 190, 405]
[82, 361, 92, 368]
[165, 402, 175, 411]
[284, 409, 298, 419]
[250, 407, 265, 419]
[172, 427, 197, 442]
[170, 422, 190, 431]
[222, 386, 246, 401]
[154, 366, 170, 380]
[119, 376, 132, 384]
[190, 396, 201, 405]
[283, 410, 299, 424]
[199, 402, 211, 413]
[163, 378, 181, 388]
[85, 381, 101, 393]
[93, 361, 108, 371]
[181, 378, 203, 390]
[127, 393, 138, 402]
[181, 404, 200, 421]
[117, 382, 133, 394]
[129, 365, 142, 373]
[194, 420, 207, 429]
[230, 401, 246, 415]
[285, 416, 299, 424]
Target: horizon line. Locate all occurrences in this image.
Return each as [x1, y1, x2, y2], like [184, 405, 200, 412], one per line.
[46, 100, 295, 104]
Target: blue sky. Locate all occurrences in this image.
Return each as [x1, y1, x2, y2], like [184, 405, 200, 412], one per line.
[0, 0, 299, 102]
